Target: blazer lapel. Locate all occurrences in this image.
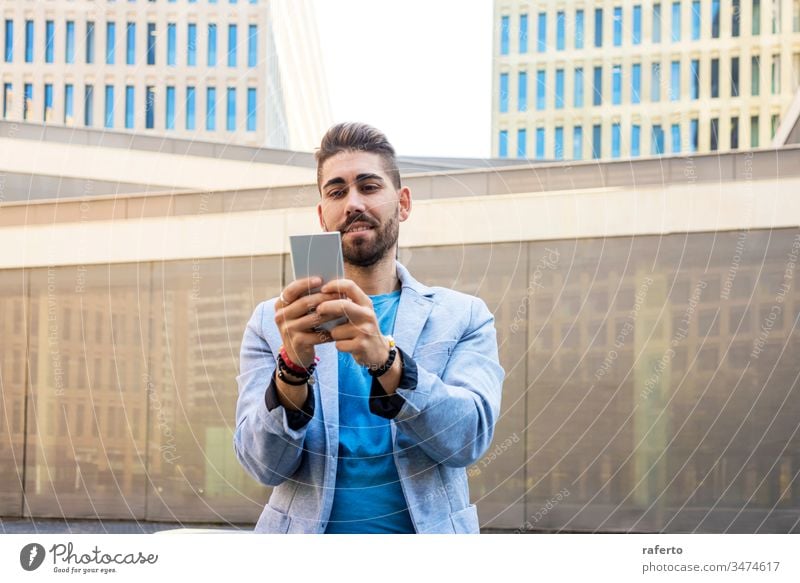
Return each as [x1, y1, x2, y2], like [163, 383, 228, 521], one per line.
[393, 261, 435, 355]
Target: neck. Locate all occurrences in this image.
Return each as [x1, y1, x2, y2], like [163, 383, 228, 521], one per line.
[344, 251, 400, 296]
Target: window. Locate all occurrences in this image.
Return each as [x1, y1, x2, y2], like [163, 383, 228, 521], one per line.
[613, 7, 622, 46]
[555, 69, 564, 108]
[64, 83, 74, 124]
[573, 126, 583, 159]
[248, 24, 257, 67]
[592, 124, 602, 159]
[23, 83, 31, 120]
[106, 22, 115, 64]
[146, 86, 155, 129]
[84, 85, 93, 126]
[206, 87, 216, 130]
[633, 5, 642, 44]
[631, 124, 641, 156]
[3, 83, 11, 118]
[4, 20, 12, 62]
[247, 87, 256, 131]
[126, 22, 135, 65]
[711, 0, 721, 37]
[45, 20, 54, 63]
[771, 113, 780, 137]
[651, 62, 661, 102]
[517, 128, 527, 158]
[228, 24, 237, 66]
[733, 0, 741, 36]
[731, 57, 740, 96]
[555, 126, 564, 160]
[794, 0, 800, 31]
[690, 119, 699, 151]
[166, 86, 175, 129]
[593, 65, 602, 105]
[752, 55, 761, 95]
[651, 124, 665, 154]
[731, 116, 739, 149]
[44, 83, 53, 121]
[575, 10, 584, 49]
[207, 24, 217, 65]
[25, 20, 33, 62]
[498, 130, 508, 157]
[186, 86, 196, 130]
[536, 70, 546, 109]
[750, 115, 759, 146]
[499, 72, 509, 112]
[710, 117, 719, 150]
[632, 63, 642, 103]
[500, 15, 509, 55]
[771, 54, 780, 93]
[594, 8, 603, 47]
[575, 66, 585, 107]
[611, 123, 621, 158]
[167, 24, 176, 65]
[516, 71, 527, 112]
[537, 12, 546, 52]
[125, 85, 134, 128]
[86, 22, 95, 63]
[536, 127, 545, 159]
[226, 87, 235, 130]
[691, 1, 701, 39]
[519, 14, 528, 53]
[671, 2, 681, 41]
[753, 0, 761, 35]
[711, 58, 719, 97]
[671, 123, 681, 152]
[612, 65, 621, 104]
[187, 23, 197, 66]
[147, 23, 156, 65]
[670, 60, 680, 101]
[66, 21, 75, 63]
[104, 84, 114, 128]
[556, 11, 565, 50]
[690, 59, 700, 99]
[773, 0, 781, 33]
[653, 4, 662, 43]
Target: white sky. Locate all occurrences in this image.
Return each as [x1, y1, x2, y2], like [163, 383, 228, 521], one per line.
[314, 0, 493, 159]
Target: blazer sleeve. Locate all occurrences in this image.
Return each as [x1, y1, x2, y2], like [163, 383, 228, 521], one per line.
[233, 300, 311, 487]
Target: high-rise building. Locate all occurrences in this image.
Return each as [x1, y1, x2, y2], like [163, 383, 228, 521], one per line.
[493, 0, 800, 160]
[0, 0, 331, 151]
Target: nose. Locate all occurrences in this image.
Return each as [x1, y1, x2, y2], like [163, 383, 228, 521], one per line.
[344, 185, 366, 216]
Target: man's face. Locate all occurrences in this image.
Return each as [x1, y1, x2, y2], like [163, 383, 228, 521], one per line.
[317, 150, 411, 268]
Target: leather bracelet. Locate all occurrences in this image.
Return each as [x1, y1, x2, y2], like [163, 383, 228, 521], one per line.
[279, 346, 318, 375]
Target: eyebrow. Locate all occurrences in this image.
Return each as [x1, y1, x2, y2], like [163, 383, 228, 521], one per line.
[322, 173, 385, 191]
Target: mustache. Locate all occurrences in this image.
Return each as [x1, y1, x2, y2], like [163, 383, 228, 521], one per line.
[340, 214, 379, 232]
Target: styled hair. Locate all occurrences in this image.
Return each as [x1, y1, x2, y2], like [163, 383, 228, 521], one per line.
[315, 122, 401, 191]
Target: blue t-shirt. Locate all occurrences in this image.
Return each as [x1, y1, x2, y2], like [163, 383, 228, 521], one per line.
[324, 289, 415, 534]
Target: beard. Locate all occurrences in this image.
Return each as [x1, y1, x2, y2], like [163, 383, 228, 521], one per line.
[340, 208, 399, 268]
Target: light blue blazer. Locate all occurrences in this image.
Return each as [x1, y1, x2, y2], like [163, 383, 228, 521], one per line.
[234, 261, 505, 533]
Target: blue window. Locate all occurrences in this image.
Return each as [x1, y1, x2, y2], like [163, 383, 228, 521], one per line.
[186, 86, 196, 130]
[555, 126, 564, 160]
[500, 15, 509, 55]
[228, 24, 237, 66]
[167, 24, 176, 66]
[518, 71, 527, 112]
[592, 124, 602, 159]
[86, 22, 95, 64]
[631, 125, 641, 156]
[731, 56, 740, 97]
[25, 20, 33, 63]
[23, 83, 32, 120]
[535, 128, 545, 159]
[498, 130, 508, 157]
[651, 124, 665, 154]
[145, 86, 155, 129]
[611, 123, 621, 158]
[66, 21, 75, 63]
[555, 69, 564, 109]
[732, 0, 740, 36]
[84, 85, 93, 126]
[106, 22, 115, 64]
[207, 24, 217, 65]
[44, 83, 53, 121]
[247, 87, 256, 131]
[64, 84, 74, 124]
[651, 63, 661, 102]
[147, 23, 156, 65]
[710, 117, 719, 150]
[3, 83, 12, 118]
[594, 8, 603, 47]
[711, 0, 720, 37]
[711, 58, 719, 97]
[125, 85, 134, 128]
[575, 10, 584, 49]
[573, 126, 583, 159]
[691, 1, 701, 39]
[517, 128, 527, 158]
[653, 4, 662, 43]
[536, 70, 546, 110]
[633, 6, 642, 44]
[499, 72, 509, 112]
[612, 65, 621, 105]
[632, 63, 642, 103]
[5, 20, 13, 62]
[670, 60, 680, 101]
[104, 85, 114, 128]
[752, 56, 760, 96]
[248, 24, 257, 67]
[690, 119, 699, 151]
[187, 23, 196, 66]
[752, 0, 760, 35]
[226, 87, 235, 130]
[574, 67, 584, 107]
[126, 22, 135, 65]
[613, 7, 622, 46]
[166, 86, 175, 129]
[206, 87, 216, 130]
[556, 11, 565, 50]
[690, 59, 700, 98]
[593, 66, 602, 105]
[537, 13, 546, 52]
[519, 14, 528, 53]
[671, 2, 681, 41]
[45, 21, 54, 63]
[671, 123, 681, 153]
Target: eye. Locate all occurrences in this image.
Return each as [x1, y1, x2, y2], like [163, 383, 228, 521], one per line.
[361, 183, 380, 193]
[327, 189, 344, 198]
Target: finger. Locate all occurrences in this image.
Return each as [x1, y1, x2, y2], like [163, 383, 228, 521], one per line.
[280, 277, 322, 305]
[316, 298, 371, 325]
[277, 292, 343, 322]
[320, 279, 371, 307]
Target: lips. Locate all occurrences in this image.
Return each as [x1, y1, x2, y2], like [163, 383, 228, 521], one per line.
[343, 222, 375, 234]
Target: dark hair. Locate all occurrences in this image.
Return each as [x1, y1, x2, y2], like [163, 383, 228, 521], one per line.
[315, 122, 401, 191]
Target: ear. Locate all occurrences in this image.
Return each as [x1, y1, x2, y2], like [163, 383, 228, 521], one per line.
[317, 202, 327, 231]
[398, 187, 412, 222]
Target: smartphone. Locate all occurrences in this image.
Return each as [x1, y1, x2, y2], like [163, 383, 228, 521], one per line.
[289, 232, 347, 332]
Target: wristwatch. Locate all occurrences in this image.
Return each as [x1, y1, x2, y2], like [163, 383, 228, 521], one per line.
[368, 335, 397, 378]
